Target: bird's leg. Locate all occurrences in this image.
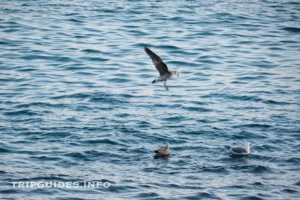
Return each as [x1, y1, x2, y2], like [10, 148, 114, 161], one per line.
[164, 81, 169, 91]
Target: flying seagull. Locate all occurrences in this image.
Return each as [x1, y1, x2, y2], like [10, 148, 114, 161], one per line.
[154, 141, 170, 156]
[144, 47, 179, 91]
[225, 142, 251, 156]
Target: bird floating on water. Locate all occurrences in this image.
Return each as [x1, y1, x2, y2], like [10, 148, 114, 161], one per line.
[154, 141, 170, 157]
[225, 142, 251, 156]
[144, 47, 179, 91]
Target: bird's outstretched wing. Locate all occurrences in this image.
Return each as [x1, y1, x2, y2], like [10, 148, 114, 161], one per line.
[144, 47, 169, 76]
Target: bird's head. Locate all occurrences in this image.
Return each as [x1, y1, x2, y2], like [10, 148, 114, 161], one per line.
[163, 141, 170, 149]
[171, 71, 179, 77]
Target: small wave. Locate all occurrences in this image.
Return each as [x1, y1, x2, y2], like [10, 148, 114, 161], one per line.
[182, 106, 212, 112]
[231, 165, 272, 174]
[282, 188, 298, 194]
[185, 191, 221, 199]
[67, 18, 83, 23]
[242, 195, 264, 200]
[201, 166, 228, 173]
[4, 109, 41, 116]
[30, 155, 61, 161]
[83, 138, 119, 145]
[41, 132, 71, 138]
[282, 27, 300, 33]
[51, 93, 90, 100]
[286, 157, 300, 164]
[263, 100, 290, 105]
[79, 56, 109, 62]
[81, 49, 102, 54]
[232, 123, 272, 129]
[0, 147, 11, 153]
[107, 77, 131, 83]
[15, 102, 65, 109]
[163, 116, 187, 121]
[64, 152, 88, 160]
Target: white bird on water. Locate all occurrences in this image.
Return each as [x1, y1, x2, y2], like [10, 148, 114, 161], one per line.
[225, 142, 251, 156]
[154, 141, 170, 156]
[144, 47, 179, 91]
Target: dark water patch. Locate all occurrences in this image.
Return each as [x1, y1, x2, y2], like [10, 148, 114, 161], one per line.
[64, 152, 89, 161]
[252, 181, 264, 186]
[89, 94, 128, 104]
[281, 188, 299, 194]
[131, 147, 149, 154]
[127, 29, 148, 36]
[107, 77, 131, 83]
[235, 75, 267, 80]
[0, 147, 11, 153]
[64, 64, 86, 71]
[30, 155, 61, 161]
[3, 109, 41, 116]
[3, 28, 20, 33]
[242, 195, 264, 200]
[83, 138, 119, 145]
[184, 191, 221, 200]
[203, 93, 263, 102]
[137, 120, 153, 128]
[230, 80, 248, 85]
[286, 157, 300, 164]
[232, 123, 272, 129]
[226, 94, 263, 102]
[21, 55, 74, 62]
[67, 18, 83, 23]
[263, 100, 290, 105]
[15, 102, 65, 109]
[41, 132, 72, 138]
[201, 165, 228, 173]
[116, 113, 131, 118]
[182, 106, 212, 112]
[54, 198, 87, 200]
[282, 27, 300, 33]
[84, 150, 122, 159]
[51, 92, 90, 100]
[231, 165, 272, 174]
[163, 115, 188, 122]
[81, 49, 102, 54]
[0, 188, 19, 194]
[133, 192, 160, 198]
[168, 60, 199, 67]
[83, 56, 109, 62]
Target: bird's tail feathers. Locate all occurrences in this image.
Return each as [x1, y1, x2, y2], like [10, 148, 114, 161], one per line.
[224, 145, 231, 150]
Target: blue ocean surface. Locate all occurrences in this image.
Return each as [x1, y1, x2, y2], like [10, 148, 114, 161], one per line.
[0, 0, 300, 199]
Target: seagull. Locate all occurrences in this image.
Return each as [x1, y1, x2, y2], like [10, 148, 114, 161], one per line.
[225, 142, 251, 156]
[144, 47, 179, 91]
[154, 141, 170, 156]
